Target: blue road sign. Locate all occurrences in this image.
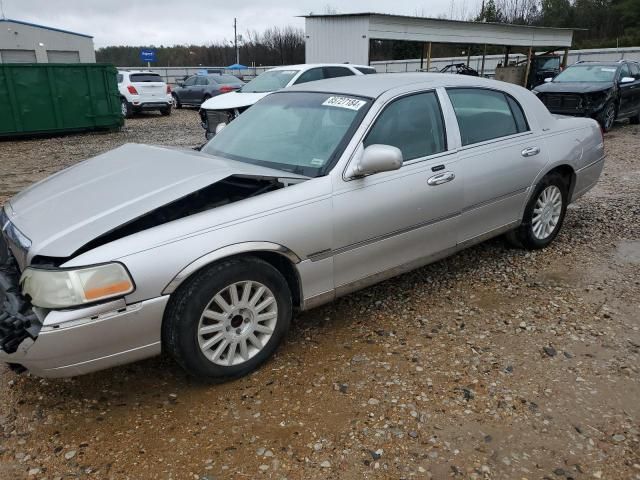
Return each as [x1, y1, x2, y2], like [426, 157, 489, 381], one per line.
[140, 49, 157, 63]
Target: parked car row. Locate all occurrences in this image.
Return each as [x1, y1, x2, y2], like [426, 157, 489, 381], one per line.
[0, 72, 604, 381]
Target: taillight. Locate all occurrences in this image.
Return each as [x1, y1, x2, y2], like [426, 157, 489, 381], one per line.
[166, 85, 171, 94]
[127, 85, 138, 95]
[219, 86, 235, 93]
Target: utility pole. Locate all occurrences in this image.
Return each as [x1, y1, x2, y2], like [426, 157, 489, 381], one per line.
[234, 17, 239, 65]
[0, 0, 6, 20]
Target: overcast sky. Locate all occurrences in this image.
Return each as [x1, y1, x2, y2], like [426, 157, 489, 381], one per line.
[1, 0, 483, 48]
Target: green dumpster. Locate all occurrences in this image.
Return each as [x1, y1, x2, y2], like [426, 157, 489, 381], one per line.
[0, 63, 123, 137]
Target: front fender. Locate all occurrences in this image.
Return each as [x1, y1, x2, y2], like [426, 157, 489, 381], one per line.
[161, 241, 301, 294]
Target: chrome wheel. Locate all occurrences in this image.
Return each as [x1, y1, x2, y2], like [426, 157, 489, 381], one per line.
[197, 281, 278, 366]
[120, 100, 128, 117]
[604, 103, 615, 130]
[532, 185, 562, 240]
[171, 95, 178, 108]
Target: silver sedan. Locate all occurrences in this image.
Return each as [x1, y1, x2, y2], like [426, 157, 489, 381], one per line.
[0, 73, 604, 380]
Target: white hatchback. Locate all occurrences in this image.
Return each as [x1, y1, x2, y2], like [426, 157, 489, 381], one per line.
[117, 70, 173, 118]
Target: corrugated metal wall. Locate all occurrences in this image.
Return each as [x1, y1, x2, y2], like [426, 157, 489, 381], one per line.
[305, 16, 370, 65]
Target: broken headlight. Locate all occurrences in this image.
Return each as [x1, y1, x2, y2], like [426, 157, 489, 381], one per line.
[20, 263, 134, 309]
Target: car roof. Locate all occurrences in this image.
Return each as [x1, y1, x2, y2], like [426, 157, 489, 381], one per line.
[118, 70, 161, 74]
[571, 61, 637, 67]
[269, 63, 373, 72]
[284, 72, 519, 99]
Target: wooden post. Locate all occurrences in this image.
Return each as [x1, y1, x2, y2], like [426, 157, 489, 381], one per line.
[480, 44, 487, 76]
[504, 46, 511, 66]
[426, 42, 432, 71]
[523, 46, 533, 88]
[420, 42, 425, 70]
[466, 45, 471, 66]
[562, 47, 569, 68]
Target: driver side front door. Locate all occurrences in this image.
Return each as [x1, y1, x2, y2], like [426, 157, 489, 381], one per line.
[330, 91, 462, 293]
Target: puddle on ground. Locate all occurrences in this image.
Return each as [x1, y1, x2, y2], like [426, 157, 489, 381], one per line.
[616, 240, 640, 265]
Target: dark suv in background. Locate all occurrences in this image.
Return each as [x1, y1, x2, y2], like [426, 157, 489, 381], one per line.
[533, 60, 640, 131]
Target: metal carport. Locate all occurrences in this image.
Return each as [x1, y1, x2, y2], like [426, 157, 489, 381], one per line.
[303, 13, 576, 87]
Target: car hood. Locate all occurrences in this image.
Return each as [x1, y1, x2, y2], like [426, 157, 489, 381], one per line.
[201, 91, 270, 110]
[534, 82, 614, 94]
[6, 143, 305, 261]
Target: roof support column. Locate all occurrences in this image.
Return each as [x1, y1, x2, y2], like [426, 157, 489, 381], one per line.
[466, 45, 471, 67]
[504, 46, 511, 66]
[480, 44, 487, 76]
[562, 47, 569, 68]
[426, 42, 432, 72]
[523, 46, 533, 88]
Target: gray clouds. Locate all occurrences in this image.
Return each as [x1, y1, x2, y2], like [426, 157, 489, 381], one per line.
[2, 0, 482, 47]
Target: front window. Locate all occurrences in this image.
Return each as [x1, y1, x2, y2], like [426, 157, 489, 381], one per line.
[535, 56, 560, 70]
[553, 65, 618, 83]
[202, 92, 371, 176]
[240, 70, 299, 93]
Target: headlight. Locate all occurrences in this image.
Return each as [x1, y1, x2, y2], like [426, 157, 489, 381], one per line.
[21, 263, 135, 309]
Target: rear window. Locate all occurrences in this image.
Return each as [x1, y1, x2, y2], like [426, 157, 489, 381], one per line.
[130, 73, 163, 83]
[355, 67, 377, 75]
[210, 74, 242, 84]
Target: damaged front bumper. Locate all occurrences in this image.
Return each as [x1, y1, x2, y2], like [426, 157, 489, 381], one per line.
[0, 229, 168, 378]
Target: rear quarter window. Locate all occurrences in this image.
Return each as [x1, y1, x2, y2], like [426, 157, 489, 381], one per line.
[355, 67, 377, 75]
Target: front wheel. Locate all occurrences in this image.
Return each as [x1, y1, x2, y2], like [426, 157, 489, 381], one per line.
[172, 93, 182, 109]
[597, 100, 616, 132]
[162, 257, 292, 382]
[506, 173, 568, 250]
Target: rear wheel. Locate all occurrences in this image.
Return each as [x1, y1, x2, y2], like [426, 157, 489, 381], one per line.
[160, 105, 172, 116]
[163, 257, 292, 382]
[120, 98, 132, 118]
[630, 111, 640, 125]
[597, 100, 616, 132]
[506, 173, 568, 250]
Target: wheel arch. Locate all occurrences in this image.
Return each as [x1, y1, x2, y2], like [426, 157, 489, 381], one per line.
[162, 242, 303, 310]
[545, 164, 577, 200]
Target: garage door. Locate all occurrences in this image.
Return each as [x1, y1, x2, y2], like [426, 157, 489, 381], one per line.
[47, 50, 81, 63]
[0, 49, 37, 63]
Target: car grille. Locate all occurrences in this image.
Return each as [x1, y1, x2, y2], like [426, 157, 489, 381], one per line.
[204, 110, 234, 133]
[0, 232, 40, 354]
[541, 94, 583, 112]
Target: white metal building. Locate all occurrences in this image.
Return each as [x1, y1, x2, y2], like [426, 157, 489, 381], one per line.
[0, 18, 95, 64]
[304, 13, 574, 67]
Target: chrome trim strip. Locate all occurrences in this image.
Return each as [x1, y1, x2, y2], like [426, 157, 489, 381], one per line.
[308, 211, 461, 262]
[162, 242, 301, 295]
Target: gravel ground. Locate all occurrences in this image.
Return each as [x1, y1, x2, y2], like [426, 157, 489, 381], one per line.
[0, 111, 639, 480]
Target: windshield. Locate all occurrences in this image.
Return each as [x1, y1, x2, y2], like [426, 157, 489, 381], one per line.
[553, 65, 617, 83]
[202, 92, 370, 176]
[240, 70, 299, 93]
[535, 57, 560, 70]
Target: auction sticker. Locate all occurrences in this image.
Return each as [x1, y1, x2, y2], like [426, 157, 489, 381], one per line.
[322, 96, 366, 110]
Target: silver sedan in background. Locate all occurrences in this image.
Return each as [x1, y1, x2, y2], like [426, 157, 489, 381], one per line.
[0, 73, 604, 380]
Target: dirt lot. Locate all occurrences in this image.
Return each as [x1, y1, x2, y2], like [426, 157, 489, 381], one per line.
[0, 110, 639, 480]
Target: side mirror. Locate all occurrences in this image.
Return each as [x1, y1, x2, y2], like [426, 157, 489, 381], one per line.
[349, 144, 403, 178]
[620, 76, 635, 84]
[544, 77, 553, 83]
[215, 122, 227, 134]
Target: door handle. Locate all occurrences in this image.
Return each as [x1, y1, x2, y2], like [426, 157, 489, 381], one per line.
[427, 171, 455, 186]
[521, 146, 540, 157]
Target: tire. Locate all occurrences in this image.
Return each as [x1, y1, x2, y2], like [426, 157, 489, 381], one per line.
[172, 93, 182, 109]
[630, 111, 640, 125]
[506, 173, 568, 250]
[162, 257, 292, 382]
[596, 100, 616, 132]
[161, 105, 172, 116]
[120, 98, 133, 118]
